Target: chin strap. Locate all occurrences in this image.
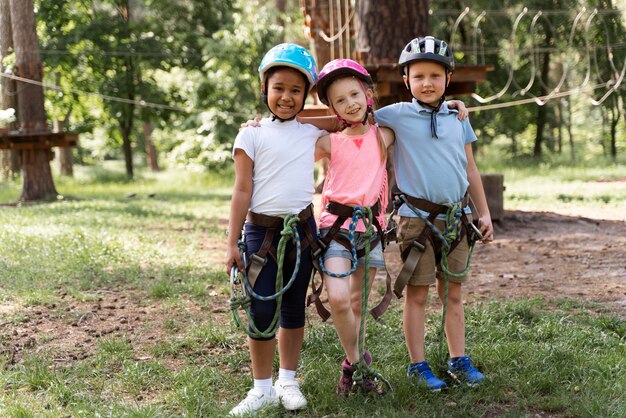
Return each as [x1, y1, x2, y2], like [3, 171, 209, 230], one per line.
[416, 96, 445, 139]
[335, 104, 372, 128]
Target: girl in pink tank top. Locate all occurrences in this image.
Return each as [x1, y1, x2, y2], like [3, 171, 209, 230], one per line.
[314, 59, 395, 395]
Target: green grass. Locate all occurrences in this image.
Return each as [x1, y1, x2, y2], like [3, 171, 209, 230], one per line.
[0, 162, 624, 416]
[477, 153, 626, 215]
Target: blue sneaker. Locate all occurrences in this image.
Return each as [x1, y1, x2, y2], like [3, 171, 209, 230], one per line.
[407, 361, 447, 391]
[447, 356, 485, 386]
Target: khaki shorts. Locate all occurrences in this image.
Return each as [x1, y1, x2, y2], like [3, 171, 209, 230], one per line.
[397, 216, 471, 286]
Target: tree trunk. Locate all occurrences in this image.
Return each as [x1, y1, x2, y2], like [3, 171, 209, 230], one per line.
[355, 0, 429, 106]
[53, 119, 73, 176]
[355, 0, 429, 66]
[533, 32, 553, 158]
[556, 99, 563, 154]
[121, 2, 135, 179]
[275, 0, 287, 37]
[566, 96, 574, 160]
[609, 95, 619, 160]
[0, 0, 19, 180]
[143, 121, 159, 171]
[10, 0, 57, 200]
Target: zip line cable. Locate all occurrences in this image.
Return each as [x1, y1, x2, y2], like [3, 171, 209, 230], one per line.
[467, 80, 622, 113]
[0, 72, 191, 112]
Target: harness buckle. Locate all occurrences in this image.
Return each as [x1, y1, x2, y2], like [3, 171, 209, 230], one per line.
[251, 253, 267, 266]
[383, 218, 398, 246]
[411, 239, 426, 252]
[468, 220, 483, 243]
[313, 239, 327, 259]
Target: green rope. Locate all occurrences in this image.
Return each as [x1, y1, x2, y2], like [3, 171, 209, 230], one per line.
[436, 204, 476, 372]
[229, 214, 303, 339]
[350, 206, 392, 393]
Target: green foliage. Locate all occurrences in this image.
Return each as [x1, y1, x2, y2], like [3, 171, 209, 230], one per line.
[34, 0, 295, 172]
[431, 1, 626, 160]
[159, 0, 287, 170]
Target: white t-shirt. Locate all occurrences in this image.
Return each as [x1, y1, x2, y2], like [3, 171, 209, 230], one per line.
[233, 118, 324, 216]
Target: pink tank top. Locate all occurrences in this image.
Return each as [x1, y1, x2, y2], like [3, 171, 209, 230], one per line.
[319, 124, 388, 232]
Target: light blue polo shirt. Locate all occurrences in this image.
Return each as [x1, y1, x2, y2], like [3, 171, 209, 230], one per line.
[375, 99, 477, 218]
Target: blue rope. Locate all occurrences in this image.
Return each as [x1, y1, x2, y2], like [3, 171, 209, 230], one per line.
[317, 206, 366, 278]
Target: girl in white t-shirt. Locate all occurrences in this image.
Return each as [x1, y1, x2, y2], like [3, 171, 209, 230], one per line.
[226, 43, 324, 416]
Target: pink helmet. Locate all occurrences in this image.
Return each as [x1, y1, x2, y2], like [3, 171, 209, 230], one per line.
[316, 59, 373, 105]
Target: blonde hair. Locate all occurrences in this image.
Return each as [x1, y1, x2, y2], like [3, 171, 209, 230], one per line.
[367, 87, 387, 164]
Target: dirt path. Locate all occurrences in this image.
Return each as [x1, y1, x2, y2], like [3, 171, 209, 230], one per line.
[383, 210, 626, 316]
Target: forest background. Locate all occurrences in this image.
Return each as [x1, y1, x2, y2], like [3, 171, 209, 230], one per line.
[1, 0, 625, 183]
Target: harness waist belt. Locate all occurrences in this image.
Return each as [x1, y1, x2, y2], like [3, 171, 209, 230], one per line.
[247, 204, 314, 228]
[325, 200, 381, 218]
[402, 194, 469, 214]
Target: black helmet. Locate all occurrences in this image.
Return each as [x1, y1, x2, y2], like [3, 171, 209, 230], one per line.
[398, 36, 454, 76]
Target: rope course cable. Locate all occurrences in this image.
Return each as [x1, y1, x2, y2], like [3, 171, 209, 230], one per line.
[434, 7, 626, 111]
[0, 72, 191, 112]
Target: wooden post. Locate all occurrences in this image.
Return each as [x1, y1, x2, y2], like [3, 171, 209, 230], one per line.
[479, 173, 505, 222]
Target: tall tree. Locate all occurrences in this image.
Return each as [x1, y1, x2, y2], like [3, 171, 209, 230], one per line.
[0, 0, 19, 180]
[10, 0, 57, 200]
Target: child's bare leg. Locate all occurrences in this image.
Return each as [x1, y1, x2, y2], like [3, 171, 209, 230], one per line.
[325, 257, 359, 363]
[403, 284, 429, 363]
[436, 280, 465, 358]
[350, 266, 376, 340]
[278, 327, 304, 371]
[249, 337, 277, 379]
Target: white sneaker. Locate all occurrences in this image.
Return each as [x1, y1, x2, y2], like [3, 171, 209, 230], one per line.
[229, 387, 278, 416]
[274, 379, 307, 411]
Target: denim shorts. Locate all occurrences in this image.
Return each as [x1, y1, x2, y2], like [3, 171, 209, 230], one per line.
[319, 228, 385, 269]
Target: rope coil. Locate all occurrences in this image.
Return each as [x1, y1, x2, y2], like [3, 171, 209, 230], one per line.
[229, 215, 303, 339]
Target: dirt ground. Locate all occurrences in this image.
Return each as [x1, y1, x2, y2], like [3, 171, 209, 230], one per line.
[1, 208, 625, 367]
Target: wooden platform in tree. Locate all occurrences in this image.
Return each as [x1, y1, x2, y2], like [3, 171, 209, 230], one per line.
[0, 131, 78, 150]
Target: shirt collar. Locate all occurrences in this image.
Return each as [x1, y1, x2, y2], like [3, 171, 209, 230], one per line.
[411, 99, 458, 114]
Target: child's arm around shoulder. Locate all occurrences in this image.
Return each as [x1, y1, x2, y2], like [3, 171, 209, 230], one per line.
[225, 149, 253, 274]
[379, 126, 395, 148]
[464, 143, 494, 243]
[298, 115, 343, 132]
[315, 134, 331, 161]
[447, 100, 468, 120]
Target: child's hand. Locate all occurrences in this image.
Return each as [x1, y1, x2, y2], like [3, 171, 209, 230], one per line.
[240, 117, 261, 129]
[477, 215, 494, 243]
[225, 244, 244, 275]
[448, 100, 468, 120]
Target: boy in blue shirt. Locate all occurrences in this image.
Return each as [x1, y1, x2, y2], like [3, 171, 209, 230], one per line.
[375, 36, 494, 391]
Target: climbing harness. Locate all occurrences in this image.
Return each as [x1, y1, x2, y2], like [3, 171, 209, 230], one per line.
[386, 188, 483, 371]
[229, 206, 318, 339]
[389, 190, 480, 299]
[307, 201, 393, 321]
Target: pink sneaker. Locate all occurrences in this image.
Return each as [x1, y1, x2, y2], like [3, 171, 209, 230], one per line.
[336, 351, 384, 395]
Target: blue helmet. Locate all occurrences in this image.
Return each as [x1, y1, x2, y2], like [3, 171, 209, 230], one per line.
[258, 43, 317, 91]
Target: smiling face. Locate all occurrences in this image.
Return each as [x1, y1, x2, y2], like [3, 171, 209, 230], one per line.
[265, 67, 307, 120]
[403, 60, 450, 107]
[326, 77, 372, 124]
